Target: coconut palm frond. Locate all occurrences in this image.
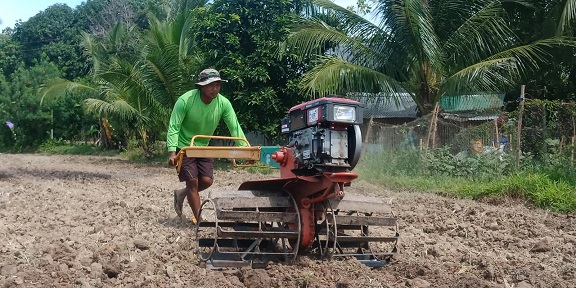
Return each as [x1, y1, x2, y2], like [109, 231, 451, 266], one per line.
[107, 22, 133, 53]
[98, 58, 145, 94]
[557, 0, 576, 35]
[142, 44, 189, 107]
[284, 20, 353, 60]
[431, 0, 498, 32]
[442, 37, 576, 95]
[83, 98, 125, 118]
[378, 0, 444, 71]
[84, 97, 146, 124]
[40, 78, 98, 105]
[312, 0, 383, 37]
[165, 5, 196, 58]
[145, 16, 171, 53]
[441, 57, 519, 96]
[444, 1, 516, 70]
[111, 99, 145, 122]
[301, 56, 406, 97]
[82, 32, 110, 75]
[489, 37, 576, 72]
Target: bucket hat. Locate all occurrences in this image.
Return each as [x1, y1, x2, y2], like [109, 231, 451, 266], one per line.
[195, 68, 227, 86]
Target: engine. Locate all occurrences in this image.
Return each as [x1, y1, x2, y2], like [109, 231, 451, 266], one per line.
[281, 97, 363, 174]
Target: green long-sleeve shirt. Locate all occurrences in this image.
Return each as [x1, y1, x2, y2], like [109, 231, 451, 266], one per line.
[166, 89, 246, 151]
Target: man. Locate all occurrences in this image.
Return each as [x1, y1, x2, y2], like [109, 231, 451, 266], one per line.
[166, 68, 246, 223]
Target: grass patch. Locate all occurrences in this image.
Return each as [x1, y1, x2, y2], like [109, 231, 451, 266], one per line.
[37, 140, 117, 156]
[356, 149, 576, 213]
[120, 148, 166, 164]
[214, 159, 277, 174]
[464, 173, 576, 213]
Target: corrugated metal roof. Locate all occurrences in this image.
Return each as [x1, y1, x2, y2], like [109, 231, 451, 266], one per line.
[439, 93, 504, 112]
[442, 113, 499, 122]
[346, 92, 505, 120]
[439, 93, 504, 121]
[347, 93, 418, 118]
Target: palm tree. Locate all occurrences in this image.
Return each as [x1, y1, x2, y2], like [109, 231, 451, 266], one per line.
[42, 0, 206, 154]
[284, 0, 575, 115]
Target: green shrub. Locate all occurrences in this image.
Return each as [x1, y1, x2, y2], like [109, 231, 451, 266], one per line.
[37, 139, 115, 155]
[356, 146, 576, 213]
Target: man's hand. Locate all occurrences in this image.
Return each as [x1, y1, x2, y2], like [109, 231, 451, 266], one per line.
[168, 151, 178, 166]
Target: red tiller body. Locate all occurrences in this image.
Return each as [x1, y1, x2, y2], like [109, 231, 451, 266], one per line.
[239, 146, 358, 251]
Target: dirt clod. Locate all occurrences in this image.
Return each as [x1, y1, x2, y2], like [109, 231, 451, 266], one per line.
[133, 239, 150, 250]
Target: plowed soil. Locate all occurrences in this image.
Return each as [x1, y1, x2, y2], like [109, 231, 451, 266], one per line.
[1, 154, 575, 288]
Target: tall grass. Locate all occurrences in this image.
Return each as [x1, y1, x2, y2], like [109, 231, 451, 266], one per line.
[355, 147, 576, 213]
[37, 139, 117, 156]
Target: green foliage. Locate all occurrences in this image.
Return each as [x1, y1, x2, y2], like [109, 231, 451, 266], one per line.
[359, 146, 512, 180]
[43, 7, 203, 154]
[0, 58, 100, 152]
[358, 147, 424, 177]
[424, 147, 511, 179]
[510, 99, 576, 159]
[284, 0, 576, 114]
[0, 61, 60, 150]
[3, 0, 576, 168]
[504, 0, 576, 101]
[119, 138, 167, 163]
[12, 4, 88, 79]
[464, 173, 576, 213]
[37, 139, 116, 156]
[192, 0, 311, 139]
[0, 34, 20, 76]
[0, 124, 16, 152]
[76, 0, 175, 34]
[356, 146, 576, 213]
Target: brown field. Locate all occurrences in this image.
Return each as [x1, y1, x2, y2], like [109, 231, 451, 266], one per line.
[0, 154, 574, 287]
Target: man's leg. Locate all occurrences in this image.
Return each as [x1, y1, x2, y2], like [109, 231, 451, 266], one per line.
[184, 178, 201, 220]
[198, 175, 213, 192]
[186, 175, 214, 220]
[173, 187, 187, 218]
[188, 159, 215, 220]
[174, 156, 200, 218]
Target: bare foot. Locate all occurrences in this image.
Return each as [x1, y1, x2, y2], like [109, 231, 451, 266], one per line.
[173, 189, 186, 218]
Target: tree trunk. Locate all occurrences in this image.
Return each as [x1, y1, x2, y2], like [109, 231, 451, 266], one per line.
[139, 127, 152, 158]
[98, 118, 113, 149]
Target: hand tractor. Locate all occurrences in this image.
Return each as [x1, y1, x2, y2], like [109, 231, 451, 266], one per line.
[176, 96, 399, 268]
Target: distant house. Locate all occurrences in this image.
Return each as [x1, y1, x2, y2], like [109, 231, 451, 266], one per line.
[438, 93, 505, 125]
[348, 92, 505, 150]
[347, 93, 419, 151]
[347, 92, 418, 125]
[350, 92, 504, 124]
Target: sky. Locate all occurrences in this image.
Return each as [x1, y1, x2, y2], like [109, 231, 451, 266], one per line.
[0, 0, 358, 31]
[0, 0, 85, 31]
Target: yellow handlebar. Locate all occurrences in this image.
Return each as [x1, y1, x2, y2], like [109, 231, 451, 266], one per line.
[189, 135, 252, 147]
[176, 135, 261, 174]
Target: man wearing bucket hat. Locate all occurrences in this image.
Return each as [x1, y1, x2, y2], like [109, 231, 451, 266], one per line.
[166, 68, 247, 223]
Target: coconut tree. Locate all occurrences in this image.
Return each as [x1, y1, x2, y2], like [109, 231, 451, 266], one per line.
[42, 0, 206, 154]
[283, 0, 576, 115]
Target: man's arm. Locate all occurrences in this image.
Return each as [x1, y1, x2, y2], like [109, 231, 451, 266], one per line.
[167, 97, 186, 152]
[221, 98, 247, 146]
[167, 151, 178, 166]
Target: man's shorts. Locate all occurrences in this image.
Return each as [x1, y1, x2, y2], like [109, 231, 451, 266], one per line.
[175, 149, 214, 182]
